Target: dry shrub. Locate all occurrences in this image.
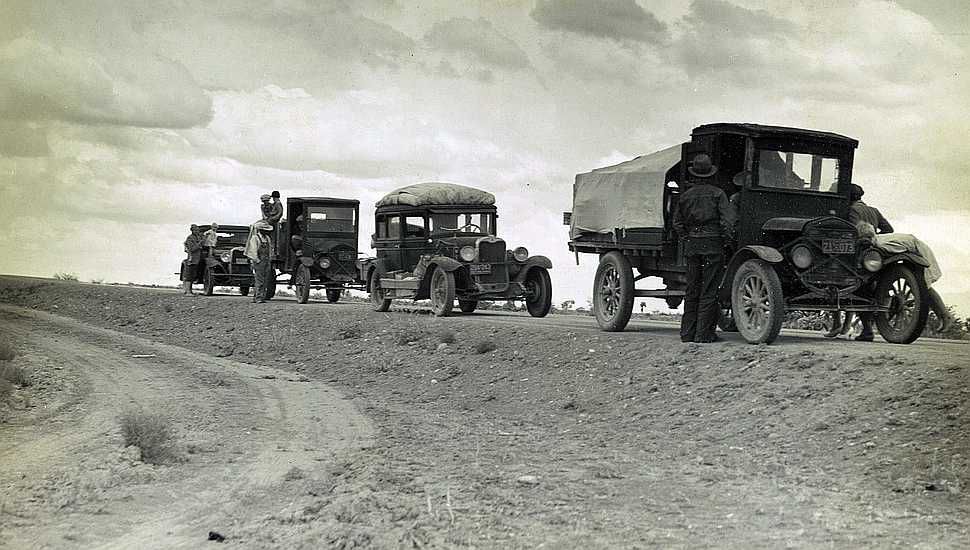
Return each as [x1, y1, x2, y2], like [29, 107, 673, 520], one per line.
[119, 409, 179, 464]
[1, 363, 31, 387]
[0, 341, 15, 362]
[437, 330, 456, 344]
[53, 272, 79, 282]
[473, 340, 497, 354]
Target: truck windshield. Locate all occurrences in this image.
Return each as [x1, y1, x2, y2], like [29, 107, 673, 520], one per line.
[430, 212, 494, 235]
[757, 149, 840, 193]
[306, 206, 356, 233]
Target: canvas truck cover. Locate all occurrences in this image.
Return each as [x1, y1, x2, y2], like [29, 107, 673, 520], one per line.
[570, 144, 682, 239]
[376, 182, 495, 208]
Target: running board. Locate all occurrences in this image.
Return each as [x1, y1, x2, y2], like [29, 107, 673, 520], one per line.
[633, 289, 686, 298]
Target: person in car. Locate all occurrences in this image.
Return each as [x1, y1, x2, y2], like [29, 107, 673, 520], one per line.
[672, 153, 736, 343]
[181, 224, 204, 296]
[269, 190, 284, 225]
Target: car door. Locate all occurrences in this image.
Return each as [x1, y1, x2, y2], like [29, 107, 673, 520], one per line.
[374, 214, 403, 273]
[400, 214, 429, 271]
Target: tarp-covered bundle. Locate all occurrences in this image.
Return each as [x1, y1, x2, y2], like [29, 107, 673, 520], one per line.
[377, 182, 495, 208]
[570, 144, 681, 239]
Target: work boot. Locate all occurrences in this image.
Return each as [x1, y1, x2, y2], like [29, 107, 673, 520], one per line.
[182, 281, 194, 295]
[823, 312, 841, 338]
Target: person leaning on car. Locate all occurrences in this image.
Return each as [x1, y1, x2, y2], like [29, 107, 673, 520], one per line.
[672, 153, 736, 343]
[842, 183, 893, 341]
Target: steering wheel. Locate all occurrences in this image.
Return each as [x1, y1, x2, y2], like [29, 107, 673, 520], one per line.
[441, 223, 482, 233]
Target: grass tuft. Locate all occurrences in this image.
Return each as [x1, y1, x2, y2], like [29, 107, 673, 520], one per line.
[119, 409, 179, 464]
[53, 272, 79, 282]
[1, 363, 31, 387]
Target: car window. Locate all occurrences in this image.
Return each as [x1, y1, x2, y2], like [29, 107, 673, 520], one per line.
[430, 213, 494, 235]
[757, 150, 839, 193]
[387, 216, 401, 239]
[306, 206, 356, 232]
[403, 216, 426, 238]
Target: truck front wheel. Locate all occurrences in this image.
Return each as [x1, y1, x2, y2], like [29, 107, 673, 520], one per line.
[593, 251, 634, 332]
[430, 266, 455, 317]
[295, 265, 311, 304]
[731, 259, 784, 344]
[524, 267, 552, 318]
[369, 270, 392, 312]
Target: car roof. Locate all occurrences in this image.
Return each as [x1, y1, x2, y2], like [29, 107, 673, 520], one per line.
[288, 197, 360, 205]
[692, 123, 859, 148]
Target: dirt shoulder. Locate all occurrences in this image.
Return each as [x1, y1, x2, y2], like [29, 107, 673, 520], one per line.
[1, 276, 968, 548]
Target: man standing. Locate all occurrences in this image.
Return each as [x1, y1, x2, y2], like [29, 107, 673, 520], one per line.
[672, 154, 736, 343]
[181, 224, 204, 296]
[203, 222, 219, 257]
[245, 220, 274, 303]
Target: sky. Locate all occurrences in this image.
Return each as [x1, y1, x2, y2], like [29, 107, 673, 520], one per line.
[0, 0, 968, 314]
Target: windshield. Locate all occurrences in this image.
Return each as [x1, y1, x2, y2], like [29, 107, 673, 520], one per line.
[306, 206, 356, 233]
[756, 149, 840, 193]
[214, 230, 248, 246]
[430, 212, 495, 235]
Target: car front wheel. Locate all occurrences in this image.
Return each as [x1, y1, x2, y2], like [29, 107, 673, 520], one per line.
[326, 288, 341, 303]
[731, 259, 784, 344]
[875, 264, 929, 344]
[524, 267, 552, 317]
[430, 266, 455, 317]
[203, 268, 216, 296]
[593, 251, 634, 331]
[369, 269, 391, 312]
[295, 265, 311, 304]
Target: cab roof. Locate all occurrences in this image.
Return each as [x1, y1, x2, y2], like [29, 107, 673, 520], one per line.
[692, 123, 859, 148]
[288, 197, 360, 205]
[376, 182, 495, 208]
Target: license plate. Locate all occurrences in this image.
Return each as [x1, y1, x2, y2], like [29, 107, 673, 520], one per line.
[469, 263, 492, 275]
[821, 239, 855, 254]
[235, 258, 249, 264]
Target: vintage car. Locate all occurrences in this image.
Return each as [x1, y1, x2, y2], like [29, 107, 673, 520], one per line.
[566, 123, 931, 344]
[274, 197, 367, 303]
[178, 224, 253, 296]
[360, 182, 553, 316]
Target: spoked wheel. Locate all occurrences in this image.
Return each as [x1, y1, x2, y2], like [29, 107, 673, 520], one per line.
[593, 251, 634, 331]
[369, 269, 391, 312]
[458, 300, 478, 313]
[717, 306, 738, 332]
[326, 288, 341, 303]
[875, 264, 929, 344]
[203, 268, 216, 296]
[294, 264, 311, 304]
[430, 266, 455, 317]
[731, 259, 785, 344]
[524, 267, 552, 317]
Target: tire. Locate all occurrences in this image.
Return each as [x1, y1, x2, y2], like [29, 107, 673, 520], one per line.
[458, 300, 477, 313]
[203, 268, 216, 296]
[593, 251, 634, 331]
[875, 264, 929, 344]
[430, 266, 455, 317]
[717, 306, 738, 332]
[326, 289, 341, 303]
[239, 285, 250, 296]
[731, 259, 785, 344]
[369, 269, 391, 312]
[294, 264, 311, 304]
[264, 270, 277, 299]
[524, 267, 552, 318]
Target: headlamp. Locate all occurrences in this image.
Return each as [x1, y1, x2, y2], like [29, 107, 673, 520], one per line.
[318, 257, 332, 269]
[459, 246, 476, 262]
[513, 247, 529, 262]
[791, 245, 813, 269]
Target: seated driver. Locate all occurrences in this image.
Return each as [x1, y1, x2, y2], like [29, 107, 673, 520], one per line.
[290, 215, 305, 254]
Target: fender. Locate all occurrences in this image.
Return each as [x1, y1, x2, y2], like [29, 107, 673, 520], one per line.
[426, 255, 463, 273]
[512, 255, 553, 282]
[718, 245, 784, 304]
[204, 257, 222, 269]
[882, 252, 930, 268]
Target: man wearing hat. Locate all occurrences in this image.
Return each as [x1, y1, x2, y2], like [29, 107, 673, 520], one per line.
[847, 183, 893, 234]
[672, 153, 735, 343]
[181, 224, 204, 295]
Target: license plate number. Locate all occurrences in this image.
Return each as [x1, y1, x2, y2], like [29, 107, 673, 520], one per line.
[469, 263, 492, 275]
[822, 239, 855, 254]
[235, 258, 249, 264]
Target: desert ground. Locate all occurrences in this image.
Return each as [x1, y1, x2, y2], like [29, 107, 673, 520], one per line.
[0, 275, 967, 549]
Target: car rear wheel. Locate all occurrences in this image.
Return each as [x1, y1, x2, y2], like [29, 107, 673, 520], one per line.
[203, 268, 216, 296]
[458, 300, 477, 313]
[369, 269, 391, 312]
[524, 267, 552, 318]
[295, 265, 311, 304]
[239, 285, 250, 296]
[593, 251, 634, 331]
[326, 289, 341, 303]
[731, 259, 784, 344]
[430, 266, 455, 317]
[875, 264, 929, 344]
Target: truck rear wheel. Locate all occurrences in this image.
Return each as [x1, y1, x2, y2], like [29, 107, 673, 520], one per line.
[369, 269, 391, 312]
[295, 265, 311, 304]
[875, 264, 929, 344]
[593, 251, 634, 332]
[326, 289, 341, 303]
[731, 259, 784, 344]
[430, 266, 455, 317]
[524, 267, 552, 318]
[458, 300, 477, 313]
[239, 285, 250, 296]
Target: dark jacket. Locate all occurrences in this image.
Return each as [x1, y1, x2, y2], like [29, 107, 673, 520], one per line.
[848, 200, 893, 234]
[184, 233, 204, 264]
[672, 182, 736, 241]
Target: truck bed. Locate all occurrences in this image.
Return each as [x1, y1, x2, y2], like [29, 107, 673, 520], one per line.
[569, 227, 667, 253]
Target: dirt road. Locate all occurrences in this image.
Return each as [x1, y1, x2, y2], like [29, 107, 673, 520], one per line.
[1, 277, 968, 548]
[0, 304, 373, 549]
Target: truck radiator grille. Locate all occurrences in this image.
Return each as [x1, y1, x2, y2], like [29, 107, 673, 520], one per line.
[477, 239, 506, 263]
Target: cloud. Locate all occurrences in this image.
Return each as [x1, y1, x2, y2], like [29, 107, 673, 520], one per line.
[424, 17, 531, 70]
[0, 121, 49, 157]
[531, 0, 667, 44]
[0, 36, 212, 129]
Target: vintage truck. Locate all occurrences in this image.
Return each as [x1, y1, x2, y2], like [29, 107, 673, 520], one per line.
[360, 182, 553, 316]
[566, 123, 931, 344]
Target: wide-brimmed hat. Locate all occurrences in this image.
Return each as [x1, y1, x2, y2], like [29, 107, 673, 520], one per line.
[688, 154, 718, 178]
[252, 220, 273, 231]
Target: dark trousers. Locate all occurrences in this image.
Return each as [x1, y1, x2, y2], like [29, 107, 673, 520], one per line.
[251, 259, 273, 301]
[681, 252, 724, 342]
